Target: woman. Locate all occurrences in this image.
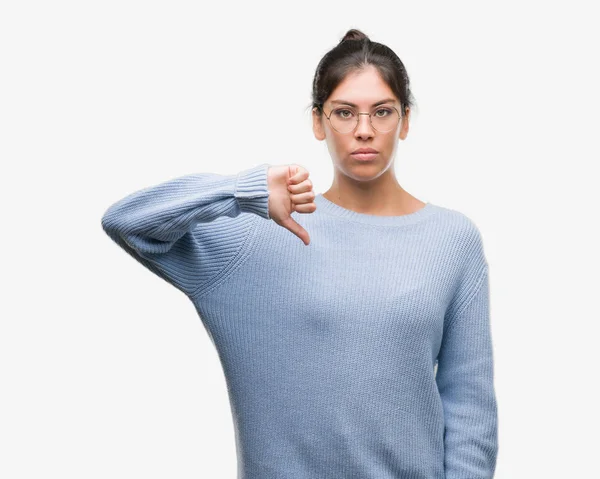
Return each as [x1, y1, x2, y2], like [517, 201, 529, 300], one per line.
[102, 28, 498, 479]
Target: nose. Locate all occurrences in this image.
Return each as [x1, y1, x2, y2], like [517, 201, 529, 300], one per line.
[354, 113, 374, 139]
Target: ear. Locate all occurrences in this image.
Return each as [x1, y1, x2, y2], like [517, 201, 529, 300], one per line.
[399, 107, 410, 140]
[312, 107, 326, 141]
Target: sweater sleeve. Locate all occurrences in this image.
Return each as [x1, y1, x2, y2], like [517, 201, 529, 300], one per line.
[100, 163, 271, 298]
[436, 228, 499, 477]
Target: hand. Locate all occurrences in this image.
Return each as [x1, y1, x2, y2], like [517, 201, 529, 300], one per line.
[267, 164, 317, 246]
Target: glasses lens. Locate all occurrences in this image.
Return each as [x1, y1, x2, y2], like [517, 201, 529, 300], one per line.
[330, 108, 358, 134]
[372, 107, 400, 132]
[329, 107, 400, 133]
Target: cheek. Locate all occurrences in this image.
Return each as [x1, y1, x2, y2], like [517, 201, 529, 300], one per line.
[334, 135, 352, 154]
[324, 133, 345, 157]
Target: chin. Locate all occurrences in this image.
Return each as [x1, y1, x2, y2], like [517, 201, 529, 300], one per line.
[338, 161, 388, 182]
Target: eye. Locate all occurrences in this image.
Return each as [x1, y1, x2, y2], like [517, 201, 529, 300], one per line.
[334, 108, 355, 119]
[375, 108, 393, 117]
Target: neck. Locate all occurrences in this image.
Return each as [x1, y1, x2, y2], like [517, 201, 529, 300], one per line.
[323, 171, 425, 216]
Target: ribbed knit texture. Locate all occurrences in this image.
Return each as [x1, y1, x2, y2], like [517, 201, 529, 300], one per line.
[101, 163, 499, 479]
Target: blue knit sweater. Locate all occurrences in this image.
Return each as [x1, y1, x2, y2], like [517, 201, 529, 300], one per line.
[101, 162, 499, 478]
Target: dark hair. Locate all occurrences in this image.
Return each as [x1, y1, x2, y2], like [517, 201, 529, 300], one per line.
[307, 28, 417, 121]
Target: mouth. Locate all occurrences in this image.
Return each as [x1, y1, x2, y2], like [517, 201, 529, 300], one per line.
[352, 148, 378, 154]
[351, 152, 378, 161]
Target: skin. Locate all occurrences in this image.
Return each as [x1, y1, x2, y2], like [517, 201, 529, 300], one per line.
[312, 64, 426, 216]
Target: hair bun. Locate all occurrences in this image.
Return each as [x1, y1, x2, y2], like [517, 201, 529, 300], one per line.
[340, 28, 369, 43]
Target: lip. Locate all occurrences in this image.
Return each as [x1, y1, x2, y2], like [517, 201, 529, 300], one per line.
[351, 152, 378, 161]
[352, 148, 378, 154]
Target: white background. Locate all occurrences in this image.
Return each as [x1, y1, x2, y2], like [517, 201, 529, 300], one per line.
[2, 1, 599, 477]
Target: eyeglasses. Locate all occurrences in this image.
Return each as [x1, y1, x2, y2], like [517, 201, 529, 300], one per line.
[319, 104, 401, 134]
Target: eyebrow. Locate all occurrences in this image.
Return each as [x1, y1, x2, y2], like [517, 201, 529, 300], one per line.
[330, 98, 397, 107]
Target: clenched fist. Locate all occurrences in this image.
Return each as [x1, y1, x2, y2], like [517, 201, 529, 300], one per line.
[267, 164, 317, 246]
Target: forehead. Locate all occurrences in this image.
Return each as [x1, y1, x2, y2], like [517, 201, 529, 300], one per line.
[327, 66, 397, 107]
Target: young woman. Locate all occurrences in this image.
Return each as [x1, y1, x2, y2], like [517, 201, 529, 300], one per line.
[102, 28, 498, 479]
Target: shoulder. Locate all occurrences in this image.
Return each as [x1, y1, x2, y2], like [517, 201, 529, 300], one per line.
[430, 203, 486, 254]
[430, 203, 488, 290]
[432, 205, 489, 318]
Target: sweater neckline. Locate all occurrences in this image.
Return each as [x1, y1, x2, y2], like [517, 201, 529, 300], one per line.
[314, 193, 438, 226]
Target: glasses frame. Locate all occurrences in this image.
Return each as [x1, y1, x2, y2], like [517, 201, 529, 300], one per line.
[319, 104, 402, 134]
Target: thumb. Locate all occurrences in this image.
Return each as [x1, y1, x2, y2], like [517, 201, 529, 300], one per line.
[280, 216, 310, 246]
[287, 164, 301, 180]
